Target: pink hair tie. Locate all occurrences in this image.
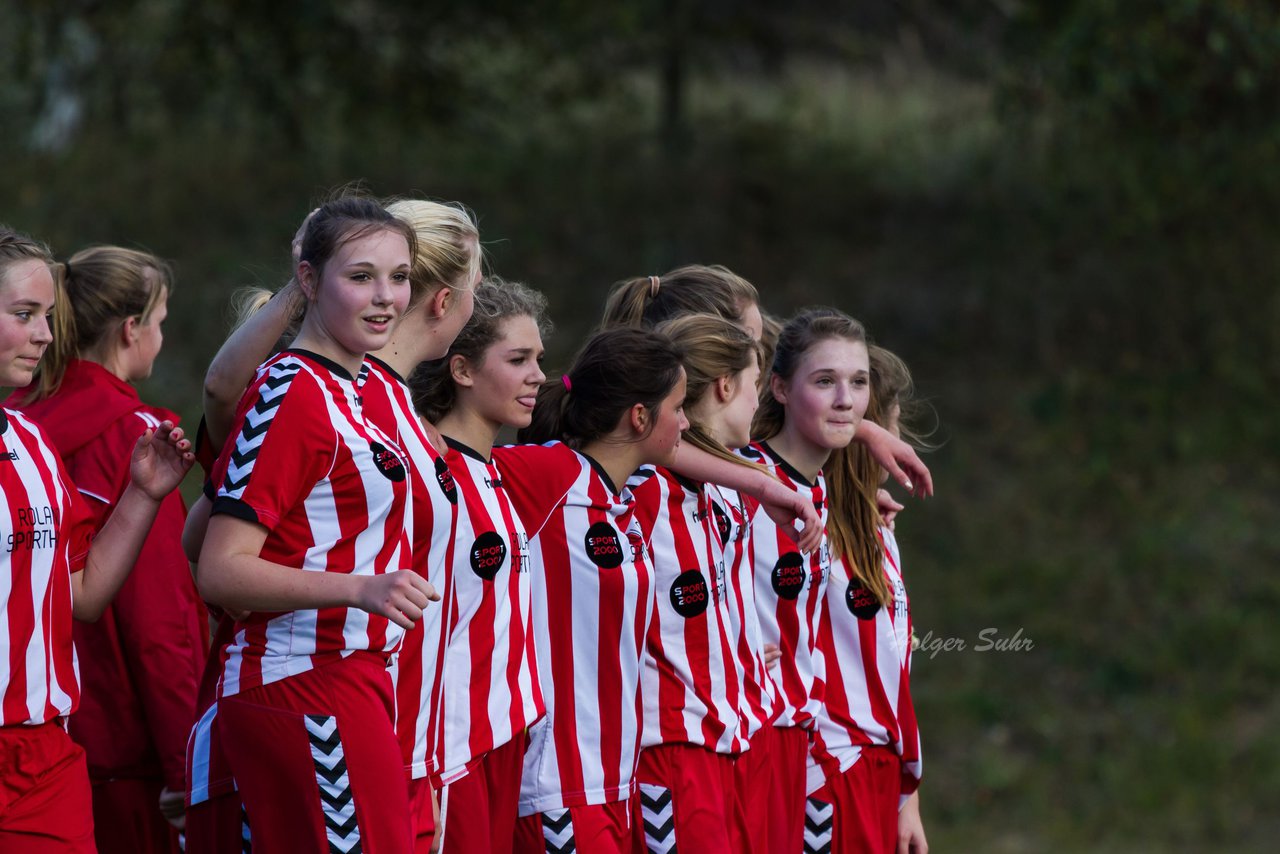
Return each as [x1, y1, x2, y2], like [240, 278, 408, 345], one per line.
[648, 275, 660, 297]
[562, 375, 573, 392]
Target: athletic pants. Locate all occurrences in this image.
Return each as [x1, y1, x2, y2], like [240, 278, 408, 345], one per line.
[734, 727, 775, 854]
[91, 776, 180, 853]
[219, 652, 412, 854]
[514, 799, 637, 854]
[762, 724, 810, 854]
[806, 746, 902, 854]
[0, 720, 95, 852]
[438, 732, 528, 854]
[634, 742, 743, 853]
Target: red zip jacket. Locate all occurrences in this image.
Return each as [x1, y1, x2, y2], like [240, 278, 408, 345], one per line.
[11, 359, 208, 791]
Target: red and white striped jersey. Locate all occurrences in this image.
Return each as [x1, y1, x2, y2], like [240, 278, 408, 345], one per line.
[0, 408, 95, 727]
[809, 526, 922, 799]
[494, 442, 654, 815]
[360, 356, 458, 781]
[430, 438, 542, 786]
[629, 466, 747, 755]
[740, 441, 831, 731]
[210, 351, 413, 698]
[706, 483, 782, 739]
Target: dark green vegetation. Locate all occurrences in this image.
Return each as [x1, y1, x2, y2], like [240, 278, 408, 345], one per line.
[3, 2, 1277, 849]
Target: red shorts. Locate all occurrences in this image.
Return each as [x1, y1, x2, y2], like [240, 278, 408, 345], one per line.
[807, 746, 902, 854]
[90, 776, 180, 854]
[733, 728, 774, 854]
[184, 788, 247, 854]
[634, 743, 741, 852]
[514, 799, 636, 854]
[438, 733, 528, 854]
[760, 725, 809, 854]
[0, 721, 95, 853]
[407, 777, 435, 854]
[219, 652, 412, 853]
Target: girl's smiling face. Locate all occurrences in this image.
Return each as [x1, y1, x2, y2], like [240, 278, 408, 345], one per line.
[772, 336, 869, 453]
[0, 259, 55, 388]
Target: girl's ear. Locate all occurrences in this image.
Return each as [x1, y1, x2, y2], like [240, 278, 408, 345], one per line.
[448, 353, 474, 388]
[297, 262, 318, 301]
[628, 402, 649, 436]
[715, 374, 735, 404]
[120, 315, 140, 347]
[427, 285, 453, 319]
[769, 373, 789, 406]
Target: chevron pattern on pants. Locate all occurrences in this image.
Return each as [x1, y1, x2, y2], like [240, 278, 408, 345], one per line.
[639, 783, 676, 853]
[305, 714, 362, 854]
[803, 797, 834, 854]
[241, 801, 252, 854]
[541, 808, 575, 853]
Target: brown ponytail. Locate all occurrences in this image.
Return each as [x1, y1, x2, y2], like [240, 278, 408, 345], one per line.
[601, 264, 759, 331]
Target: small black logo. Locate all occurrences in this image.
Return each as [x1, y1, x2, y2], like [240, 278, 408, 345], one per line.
[434, 456, 458, 504]
[669, 570, 710, 618]
[370, 441, 406, 482]
[846, 582, 882, 620]
[470, 531, 508, 580]
[711, 502, 731, 544]
[771, 552, 805, 600]
[584, 521, 624, 569]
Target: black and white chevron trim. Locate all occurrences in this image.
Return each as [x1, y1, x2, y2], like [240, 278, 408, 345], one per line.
[241, 802, 253, 854]
[639, 783, 676, 853]
[305, 714, 361, 854]
[541, 808, 575, 853]
[223, 362, 302, 497]
[803, 797, 834, 854]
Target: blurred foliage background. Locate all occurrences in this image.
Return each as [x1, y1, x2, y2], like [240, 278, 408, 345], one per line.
[3, 1, 1278, 849]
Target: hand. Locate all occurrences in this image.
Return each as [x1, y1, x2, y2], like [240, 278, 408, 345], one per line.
[292, 208, 321, 263]
[763, 642, 781, 672]
[129, 421, 194, 500]
[897, 791, 928, 854]
[354, 570, 440, 630]
[759, 481, 822, 554]
[158, 786, 186, 832]
[858, 422, 933, 498]
[877, 488, 904, 529]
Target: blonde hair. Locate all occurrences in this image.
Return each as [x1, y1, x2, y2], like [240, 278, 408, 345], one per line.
[653, 313, 767, 475]
[602, 264, 759, 331]
[385, 199, 482, 307]
[26, 246, 171, 401]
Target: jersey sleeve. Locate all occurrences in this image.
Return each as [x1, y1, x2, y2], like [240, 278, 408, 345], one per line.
[623, 467, 663, 549]
[491, 444, 578, 536]
[211, 365, 334, 530]
[61, 487, 97, 574]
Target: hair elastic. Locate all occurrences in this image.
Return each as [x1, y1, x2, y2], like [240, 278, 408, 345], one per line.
[648, 275, 660, 297]
[562, 375, 573, 392]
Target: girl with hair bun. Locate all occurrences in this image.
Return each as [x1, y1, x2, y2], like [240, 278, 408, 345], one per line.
[196, 195, 439, 853]
[190, 197, 481, 854]
[0, 227, 194, 851]
[601, 264, 764, 341]
[11, 244, 208, 854]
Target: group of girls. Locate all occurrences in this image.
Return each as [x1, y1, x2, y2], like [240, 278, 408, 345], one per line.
[0, 190, 931, 854]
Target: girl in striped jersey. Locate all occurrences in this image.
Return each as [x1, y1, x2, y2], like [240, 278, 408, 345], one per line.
[409, 278, 550, 853]
[0, 227, 194, 851]
[191, 198, 481, 854]
[626, 314, 763, 853]
[744, 307, 873, 854]
[806, 345, 927, 854]
[11, 245, 207, 854]
[197, 197, 440, 854]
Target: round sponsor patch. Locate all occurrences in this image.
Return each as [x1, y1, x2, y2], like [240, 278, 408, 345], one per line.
[846, 581, 882, 620]
[771, 552, 805, 600]
[470, 531, 508, 580]
[711, 502, 732, 543]
[669, 569, 710, 618]
[584, 521, 624, 569]
[369, 441, 406, 482]
[434, 456, 458, 504]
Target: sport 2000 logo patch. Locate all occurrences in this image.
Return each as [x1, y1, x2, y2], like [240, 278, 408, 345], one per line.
[470, 531, 508, 581]
[846, 582, 881, 620]
[434, 456, 458, 504]
[369, 441, 406, 482]
[669, 570, 710, 618]
[771, 552, 805, 600]
[584, 521, 624, 569]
